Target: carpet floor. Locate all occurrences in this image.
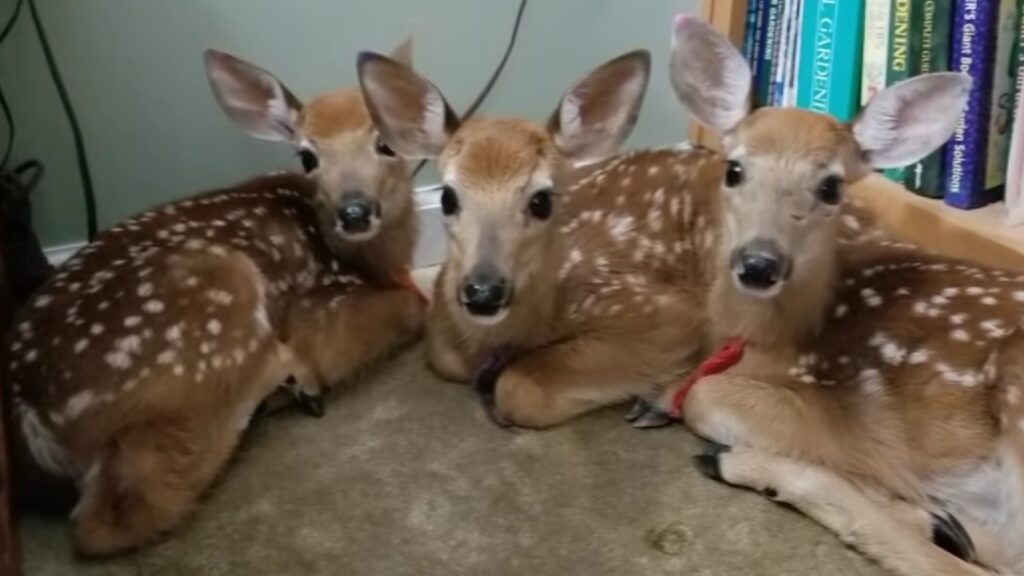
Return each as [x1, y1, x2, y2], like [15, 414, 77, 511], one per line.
[18, 341, 884, 576]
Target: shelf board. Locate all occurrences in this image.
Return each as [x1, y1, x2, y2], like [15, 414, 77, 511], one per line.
[850, 174, 1024, 272]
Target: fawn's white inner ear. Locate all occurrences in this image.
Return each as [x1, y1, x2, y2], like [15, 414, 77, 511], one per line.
[266, 79, 298, 131]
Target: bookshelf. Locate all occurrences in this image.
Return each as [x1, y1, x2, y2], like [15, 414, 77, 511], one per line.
[696, 0, 1024, 271]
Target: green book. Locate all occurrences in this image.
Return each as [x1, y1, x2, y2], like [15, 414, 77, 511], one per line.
[883, 0, 918, 184]
[905, 0, 954, 197]
[983, 0, 1020, 195]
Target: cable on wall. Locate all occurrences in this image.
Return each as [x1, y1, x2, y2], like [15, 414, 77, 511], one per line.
[412, 0, 529, 178]
[27, 0, 98, 241]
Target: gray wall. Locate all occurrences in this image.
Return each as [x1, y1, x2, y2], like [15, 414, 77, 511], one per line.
[0, 0, 695, 249]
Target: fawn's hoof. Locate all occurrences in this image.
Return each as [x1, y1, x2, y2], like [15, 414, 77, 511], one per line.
[930, 511, 977, 563]
[625, 397, 674, 429]
[297, 392, 326, 418]
[692, 441, 732, 483]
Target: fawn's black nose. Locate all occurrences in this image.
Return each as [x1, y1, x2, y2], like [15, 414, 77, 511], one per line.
[337, 191, 380, 233]
[731, 239, 791, 293]
[461, 266, 511, 317]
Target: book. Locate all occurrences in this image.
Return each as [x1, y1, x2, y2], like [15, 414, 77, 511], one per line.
[770, 0, 794, 105]
[749, 0, 769, 97]
[983, 0, 1020, 197]
[944, 0, 1002, 209]
[759, 0, 784, 105]
[787, 0, 806, 106]
[882, 0, 918, 184]
[743, 0, 760, 61]
[781, 0, 803, 105]
[905, 0, 955, 198]
[797, 0, 866, 122]
[861, 0, 892, 106]
[1005, 87, 1024, 225]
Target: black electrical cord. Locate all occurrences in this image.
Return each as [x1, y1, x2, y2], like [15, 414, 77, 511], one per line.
[27, 0, 98, 240]
[0, 0, 23, 45]
[0, 82, 13, 170]
[0, 0, 24, 170]
[411, 0, 528, 178]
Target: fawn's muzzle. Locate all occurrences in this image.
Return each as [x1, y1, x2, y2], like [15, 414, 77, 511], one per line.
[731, 239, 792, 295]
[336, 191, 381, 235]
[460, 265, 512, 318]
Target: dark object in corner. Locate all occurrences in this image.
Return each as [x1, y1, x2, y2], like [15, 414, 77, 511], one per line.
[0, 159, 54, 308]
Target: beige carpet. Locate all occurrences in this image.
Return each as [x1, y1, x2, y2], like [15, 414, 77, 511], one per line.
[18, 339, 884, 576]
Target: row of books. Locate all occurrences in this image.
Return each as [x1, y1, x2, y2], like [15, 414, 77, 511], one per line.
[742, 0, 1024, 213]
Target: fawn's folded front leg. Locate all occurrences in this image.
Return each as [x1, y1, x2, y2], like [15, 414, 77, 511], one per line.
[479, 335, 690, 429]
[696, 445, 988, 576]
[682, 373, 925, 502]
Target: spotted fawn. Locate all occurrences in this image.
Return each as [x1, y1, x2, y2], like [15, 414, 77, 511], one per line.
[3, 39, 425, 555]
[641, 15, 1023, 576]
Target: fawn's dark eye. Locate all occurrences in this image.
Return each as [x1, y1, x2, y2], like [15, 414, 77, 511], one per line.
[527, 189, 554, 220]
[724, 160, 744, 187]
[816, 175, 842, 205]
[298, 148, 319, 173]
[374, 137, 396, 158]
[440, 185, 459, 216]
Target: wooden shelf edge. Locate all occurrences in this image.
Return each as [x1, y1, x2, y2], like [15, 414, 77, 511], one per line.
[851, 174, 1024, 272]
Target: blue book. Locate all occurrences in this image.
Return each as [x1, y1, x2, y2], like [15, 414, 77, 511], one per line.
[758, 0, 784, 106]
[749, 0, 769, 94]
[796, 0, 867, 122]
[944, 0, 1002, 209]
[743, 0, 759, 60]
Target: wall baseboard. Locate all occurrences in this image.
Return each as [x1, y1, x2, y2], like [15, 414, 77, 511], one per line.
[44, 186, 448, 269]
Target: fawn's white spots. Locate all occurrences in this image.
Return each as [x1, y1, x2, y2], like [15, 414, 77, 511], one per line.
[143, 300, 165, 314]
[942, 287, 961, 297]
[833, 303, 849, 319]
[980, 319, 1011, 339]
[869, 333, 906, 366]
[157, 349, 177, 365]
[860, 288, 883, 308]
[137, 283, 154, 298]
[950, 329, 971, 342]
[105, 350, 132, 370]
[1012, 290, 1024, 302]
[858, 369, 885, 396]
[124, 316, 142, 327]
[931, 296, 950, 306]
[34, 295, 52, 308]
[1007, 386, 1021, 406]
[165, 324, 183, 343]
[980, 296, 999, 306]
[74, 339, 89, 354]
[647, 166, 660, 177]
[908, 348, 932, 365]
[173, 364, 185, 376]
[950, 313, 968, 325]
[935, 362, 982, 387]
[206, 319, 222, 335]
[24, 349, 38, 363]
[966, 287, 985, 296]
[90, 323, 105, 336]
[200, 342, 213, 355]
[838, 355, 850, 365]
[64, 391, 95, 420]
[894, 287, 911, 296]
[186, 277, 200, 288]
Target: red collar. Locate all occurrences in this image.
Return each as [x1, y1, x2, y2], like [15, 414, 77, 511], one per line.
[669, 337, 745, 418]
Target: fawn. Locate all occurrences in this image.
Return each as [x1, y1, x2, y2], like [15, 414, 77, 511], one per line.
[3, 39, 425, 555]
[636, 15, 1024, 576]
[356, 48, 727, 428]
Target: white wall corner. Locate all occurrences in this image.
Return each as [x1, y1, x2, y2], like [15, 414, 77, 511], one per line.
[45, 185, 448, 270]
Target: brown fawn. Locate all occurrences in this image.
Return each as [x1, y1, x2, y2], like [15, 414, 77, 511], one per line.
[356, 48, 738, 428]
[3, 39, 425, 556]
[635, 16, 1023, 576]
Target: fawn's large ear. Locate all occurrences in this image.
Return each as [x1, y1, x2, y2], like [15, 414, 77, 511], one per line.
[357, 51, 459, 159]
[204, 49, 303, 142]
[669, 14, 752, 134]
[547, 50, 651, 164]
[852, 73, 972, 169]
[390, 35, 413, 68]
